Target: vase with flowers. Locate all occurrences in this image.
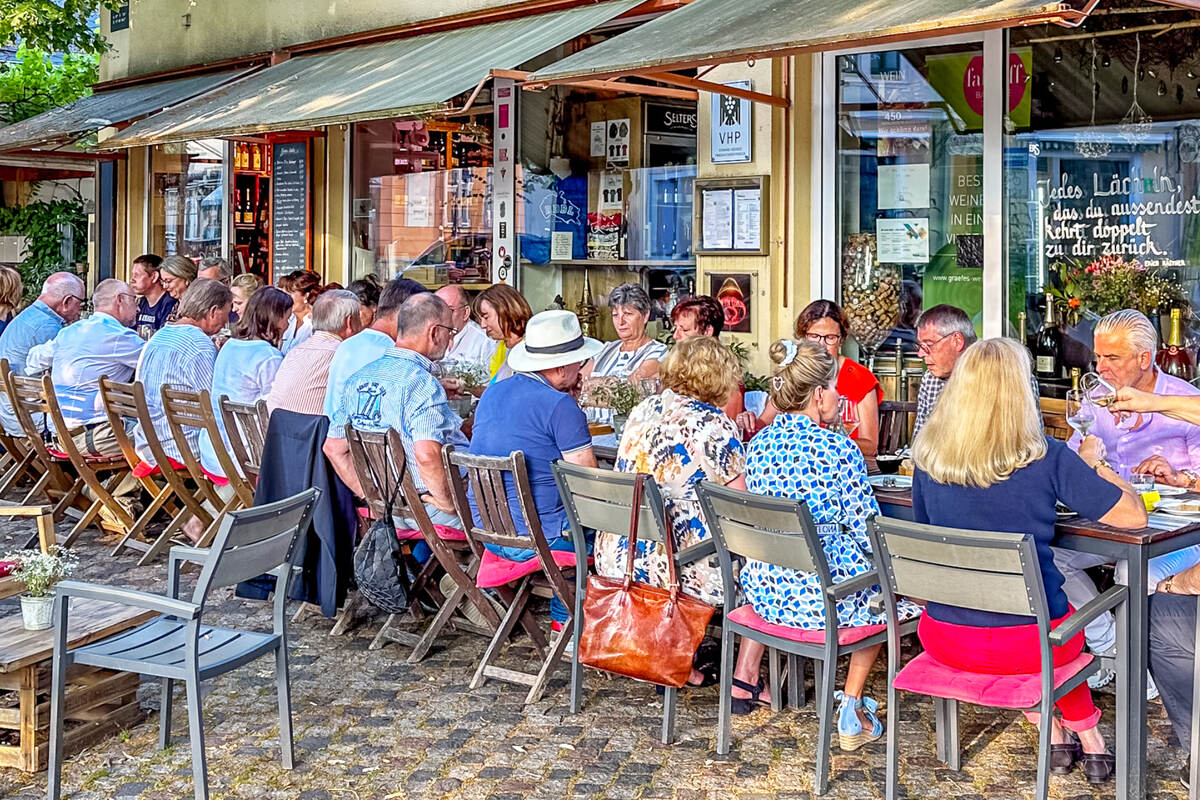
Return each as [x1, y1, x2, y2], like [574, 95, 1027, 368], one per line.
[1, 546, 78, 630]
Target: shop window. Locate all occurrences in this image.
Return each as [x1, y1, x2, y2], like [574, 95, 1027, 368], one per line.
[350, 118, 493, 286]
[149, 140, 225, 260]
[1009, 9, 1200, 383]
[517, 91, 697, 337]
[835, 44, 986, 361]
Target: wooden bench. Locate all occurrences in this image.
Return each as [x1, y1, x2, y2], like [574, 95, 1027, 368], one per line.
[0, 601, 151, 771]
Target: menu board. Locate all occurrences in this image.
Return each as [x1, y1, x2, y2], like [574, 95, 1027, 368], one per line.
[272, 141, 309, 273]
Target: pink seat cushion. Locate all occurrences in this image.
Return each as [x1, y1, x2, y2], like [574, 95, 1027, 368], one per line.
[727, 604, 888, 646]
[200, 467, 229, 487]
[0, 560, 14, 578]
[893, 650, 1094, 709]
[476, 548, 578, 589]
[396, 524, 467, 542]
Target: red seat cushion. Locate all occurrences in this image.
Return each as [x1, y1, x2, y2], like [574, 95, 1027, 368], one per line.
[132, 457, 186, 479]
[476, 548, 577, 589]
[396, 524, 467, 542]
[727, 604, 888, 646]
[0, 560, 14, 578]
[200, 467, 229, 487]
[892, 650, 1094, 709]
[46, 447, 70, 460]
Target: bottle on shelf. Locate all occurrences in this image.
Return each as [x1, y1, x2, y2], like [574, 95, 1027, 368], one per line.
[235, 143, 245, 170]
[1157, 306, 1195, 381]
[252, 144, 262, 171]
[1034, 292, 1063, 381]
[233, 190, 241, 225]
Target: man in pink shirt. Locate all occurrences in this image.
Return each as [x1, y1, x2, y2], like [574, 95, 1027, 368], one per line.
[1059, 309, 1200, 693]
[266, 290, 361, 415]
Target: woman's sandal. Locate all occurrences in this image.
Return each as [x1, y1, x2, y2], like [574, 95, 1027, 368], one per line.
[730, 678, 770, 715]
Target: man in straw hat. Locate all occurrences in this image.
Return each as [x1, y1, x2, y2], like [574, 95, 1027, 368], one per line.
[467, 309, 603, 627]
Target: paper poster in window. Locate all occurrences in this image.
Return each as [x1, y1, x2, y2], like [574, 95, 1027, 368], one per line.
[599, 171, 624, 211]
[733, 188, 761, 250]
[877, 164, 930, 210]
[701, 188, 733, 250]
[550, 231, 573, 261]
[590, 121, 607, 157]
[607, 119, 630, 167]
[876, 218, 930, 263]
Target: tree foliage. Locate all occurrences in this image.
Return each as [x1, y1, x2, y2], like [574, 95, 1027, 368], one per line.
[0, 44, 97, 125]
[0, 0, 121, 57]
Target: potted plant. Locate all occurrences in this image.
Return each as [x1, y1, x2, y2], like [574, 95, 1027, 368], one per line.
[584, 378, 647, 439]
[2, 546, 78, 631]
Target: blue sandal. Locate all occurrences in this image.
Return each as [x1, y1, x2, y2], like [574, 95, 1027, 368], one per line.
[836, 691, 883, 751]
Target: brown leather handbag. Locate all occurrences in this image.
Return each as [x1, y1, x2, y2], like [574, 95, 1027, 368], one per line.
[576, 473, 715, 687]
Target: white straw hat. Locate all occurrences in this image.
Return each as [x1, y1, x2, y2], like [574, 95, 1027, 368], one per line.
[507, 310, 604, 373]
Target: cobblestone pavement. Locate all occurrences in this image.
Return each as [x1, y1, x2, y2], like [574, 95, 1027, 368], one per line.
[0, 518, 1191, 800]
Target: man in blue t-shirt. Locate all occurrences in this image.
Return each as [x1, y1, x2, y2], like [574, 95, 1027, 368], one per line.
[469, 309, 602, 547]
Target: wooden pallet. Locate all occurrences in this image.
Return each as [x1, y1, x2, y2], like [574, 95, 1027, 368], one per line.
[0, 662, 145, 771]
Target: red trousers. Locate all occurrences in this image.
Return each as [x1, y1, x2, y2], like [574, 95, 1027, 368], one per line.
[918, 612, 1101, 731]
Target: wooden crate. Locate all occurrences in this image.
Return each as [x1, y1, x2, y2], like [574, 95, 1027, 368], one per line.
[0, 662, 145, 771]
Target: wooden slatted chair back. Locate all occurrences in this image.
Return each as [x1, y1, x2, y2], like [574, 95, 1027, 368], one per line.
[877, 400, 917, 455]
[97, 378, 147, 471]
[219, 397, 269, 483]
[344, 425, 415, 521]
[160, 386, 243, 506]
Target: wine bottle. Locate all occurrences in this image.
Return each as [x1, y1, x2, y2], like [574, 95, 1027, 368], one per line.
[1157, 307, 1195, 381]
[1034, 293, 1063, 381]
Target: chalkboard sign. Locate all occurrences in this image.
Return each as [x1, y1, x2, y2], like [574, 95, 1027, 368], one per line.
[272, 141, 309, 273]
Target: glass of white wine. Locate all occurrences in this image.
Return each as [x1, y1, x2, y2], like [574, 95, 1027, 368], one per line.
[1065, 389, 1097, 438]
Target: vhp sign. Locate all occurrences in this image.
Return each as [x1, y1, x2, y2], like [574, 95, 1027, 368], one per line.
[710, 80, 752, 164]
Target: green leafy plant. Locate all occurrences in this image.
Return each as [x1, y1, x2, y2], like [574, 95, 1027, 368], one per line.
[2, 545, 78, 597]
[1049, 254, 1184, 323]
[0, 199, 87, 301]
[0, 45, 97, 125]
[450, 362, 489, 391]
[0, 1, 124, 56]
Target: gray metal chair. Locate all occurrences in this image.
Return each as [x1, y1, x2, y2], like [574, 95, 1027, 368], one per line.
[553, 461, 708, 744]
[46, 488, 320, 800]
[868, 516, 1126, 800]
[697, 481, 917, 794]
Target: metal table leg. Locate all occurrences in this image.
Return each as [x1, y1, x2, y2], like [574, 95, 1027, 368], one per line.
[1117, 547, 1149, 800]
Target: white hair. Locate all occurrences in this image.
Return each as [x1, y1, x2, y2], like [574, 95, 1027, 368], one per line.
[1095, 309, 1158, 356]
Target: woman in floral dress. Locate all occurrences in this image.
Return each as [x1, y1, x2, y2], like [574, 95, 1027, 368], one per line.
[741, 338, 918, 749]
[595, 335, 761, 690]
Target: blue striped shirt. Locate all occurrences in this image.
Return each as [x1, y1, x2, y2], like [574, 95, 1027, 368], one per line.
[134, 323, 216, 464]
[328, 347, 467, 493]
[27, 312, 144, 428]
[0, 300, 65, 434]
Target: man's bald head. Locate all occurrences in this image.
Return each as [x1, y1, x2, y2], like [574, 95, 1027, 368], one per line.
[40, 272, 86, 323]
[92, 279, 137, 327]
[435, 284, 471, 332]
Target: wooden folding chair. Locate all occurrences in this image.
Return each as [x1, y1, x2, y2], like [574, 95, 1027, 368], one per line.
[219, 397, 270, 487]
[98, 378, 213, 565]
[345, 428, 498, 661]
[37, 374, 137, 546]
[877, 400, 917, 456]
[0, 363, 36, 497]
[161, 387, 255, 548]
[2, 371, 110, 540]
[446, 447, 581, 705]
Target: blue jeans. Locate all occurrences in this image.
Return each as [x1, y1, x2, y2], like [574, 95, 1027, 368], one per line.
[486, 527, 594, 624]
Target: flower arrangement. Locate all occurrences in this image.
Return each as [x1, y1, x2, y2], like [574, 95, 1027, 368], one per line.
[450, 362, 490, 392]
[2, 546, 78, 598]
[1050, 254, 1184, 323]
[582, 377, 647, 418]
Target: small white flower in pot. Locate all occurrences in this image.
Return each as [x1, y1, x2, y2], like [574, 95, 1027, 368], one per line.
[2, 546, 78, 631]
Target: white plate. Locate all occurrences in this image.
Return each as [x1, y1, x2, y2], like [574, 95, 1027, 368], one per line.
[868, 475, 912, 491]
[1153, 498, 1200, 516]
[1146, 486, 1187, 497]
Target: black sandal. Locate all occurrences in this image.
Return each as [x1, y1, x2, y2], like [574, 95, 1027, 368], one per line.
[690, 640, 721, 688]
[730, 678, 769, 715]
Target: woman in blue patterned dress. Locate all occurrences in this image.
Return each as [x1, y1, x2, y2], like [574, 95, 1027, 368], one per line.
[741, 339, 918, 750]
[595, 335, 763, 690]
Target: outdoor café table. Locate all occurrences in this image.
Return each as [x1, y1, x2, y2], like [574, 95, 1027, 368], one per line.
[0, 600, 153, 771]
[874, 484, 1200, 800]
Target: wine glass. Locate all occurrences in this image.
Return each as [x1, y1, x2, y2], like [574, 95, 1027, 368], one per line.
[1065, 389, 1096, 438]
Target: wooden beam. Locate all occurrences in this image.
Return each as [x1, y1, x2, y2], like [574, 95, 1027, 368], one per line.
[643, 71, 788, 108]
[523, 77, 696, 101]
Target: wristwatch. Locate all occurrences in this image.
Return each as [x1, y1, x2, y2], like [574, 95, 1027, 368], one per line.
[1162, 576, 1176, 594]
[1093, 458, 1113, 472]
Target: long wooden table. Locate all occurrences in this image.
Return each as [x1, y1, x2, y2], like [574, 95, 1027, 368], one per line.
[0, 600, 153, 771]
[874, 486, 1200, 800]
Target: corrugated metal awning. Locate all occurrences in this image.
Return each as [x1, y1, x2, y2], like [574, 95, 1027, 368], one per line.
[529, 0, 1096, 83]
[0, 69, 252, 153]
[103, 0, 641, 149]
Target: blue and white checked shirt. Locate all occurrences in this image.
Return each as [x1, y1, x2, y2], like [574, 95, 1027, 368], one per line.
[27, 312, 144, 428]
[0, 300, 65, 434]
[327, 347, 467, 493]
[134, 323, 216, 465]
